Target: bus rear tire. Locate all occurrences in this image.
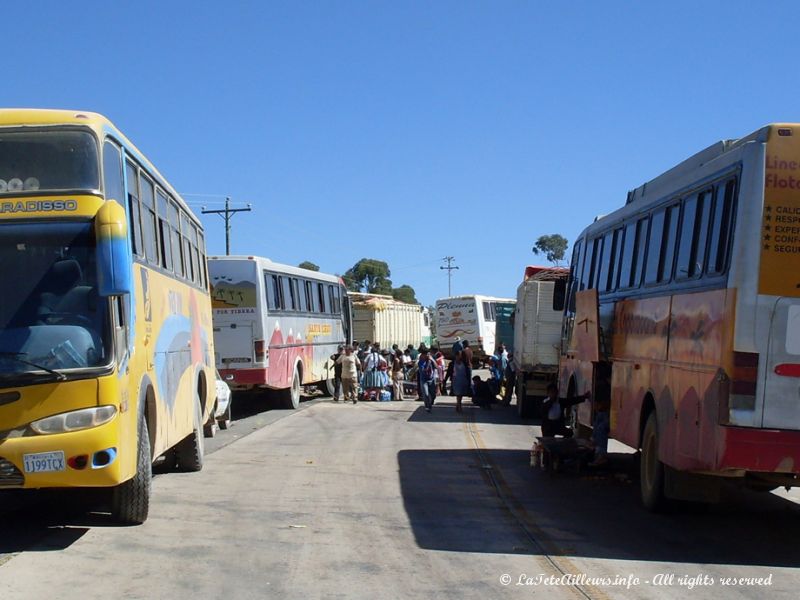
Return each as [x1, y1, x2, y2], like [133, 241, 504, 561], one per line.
[110, 411, 151, 525]
[176, 392, 205, 472]
[640, 411, 666, 511]
[280, 367, 301, 409]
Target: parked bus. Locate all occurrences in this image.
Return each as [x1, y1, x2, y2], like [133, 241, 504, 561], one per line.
[435, 294, 515, 361]
[209, 256, 351, 407]
[559, 123, 800, 509]
[0, 109, 215, 524]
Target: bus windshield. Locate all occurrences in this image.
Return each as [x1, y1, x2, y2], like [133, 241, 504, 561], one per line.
[0, 221, 109, 378]
[0, 129, 99, 194]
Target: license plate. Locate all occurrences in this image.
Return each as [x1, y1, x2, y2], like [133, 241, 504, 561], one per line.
[23, 451, 66, 473]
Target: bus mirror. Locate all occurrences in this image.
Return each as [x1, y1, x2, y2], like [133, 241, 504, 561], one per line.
[95, 200, 133, 296]
[553, 279, 567, 312]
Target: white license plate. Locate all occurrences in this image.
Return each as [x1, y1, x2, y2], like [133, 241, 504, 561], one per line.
[23, 451, 66, 473]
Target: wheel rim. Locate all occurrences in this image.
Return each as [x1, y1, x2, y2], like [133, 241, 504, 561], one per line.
[292, 370, 300, 406]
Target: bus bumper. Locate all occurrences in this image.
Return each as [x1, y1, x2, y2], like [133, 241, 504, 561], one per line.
[718, 426, 800, 474]
[0, 416, 125, 489]
[220, 367, 268, 389]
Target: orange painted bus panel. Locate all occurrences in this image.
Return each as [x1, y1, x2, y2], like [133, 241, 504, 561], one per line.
[612, 297, 670, 361]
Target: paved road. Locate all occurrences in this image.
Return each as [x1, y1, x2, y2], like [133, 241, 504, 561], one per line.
[1, 391, 799, 599]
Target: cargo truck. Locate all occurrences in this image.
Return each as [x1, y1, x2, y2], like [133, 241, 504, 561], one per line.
[513, 266, 569, 418]
[350, 293, 428, 350]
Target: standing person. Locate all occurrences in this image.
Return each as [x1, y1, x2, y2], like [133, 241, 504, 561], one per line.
[417, 346, 438, 412]
[589, 364, 612, 467]
[461, 339, 473, 368]
[407, 344, 419, 361]
[392, 349, 405, 400]
[451, 350, 471, 413]
[358, 340, 371, 362]
[434, 351, 446, 395]
[330, 345, 344, 402]
[362, 344, 387, 400]
[451, 336, 463, 356]
[540, 383, 589, 437]
[336, 346, 362, 404]
[502, 358, 517, 405]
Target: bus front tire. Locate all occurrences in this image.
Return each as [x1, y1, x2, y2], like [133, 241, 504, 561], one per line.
[110, 412, 151, 525]
[640, 411, 666, 511]
[176, 393, 205, 472]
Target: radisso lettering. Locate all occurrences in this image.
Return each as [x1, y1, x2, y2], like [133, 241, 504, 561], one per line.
[0, 200, 78, 213]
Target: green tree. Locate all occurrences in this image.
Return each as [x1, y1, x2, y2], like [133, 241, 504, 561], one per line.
[343, 258, 393, 294]
[298, 261, 320, 271]
[392, 284, 418, 304]
[532, 234, 569, 266]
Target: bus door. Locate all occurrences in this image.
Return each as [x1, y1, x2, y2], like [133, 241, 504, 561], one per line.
[343, 292, 353, 345]
[572, 289, 600, 426]
[762, 297, 800, 430]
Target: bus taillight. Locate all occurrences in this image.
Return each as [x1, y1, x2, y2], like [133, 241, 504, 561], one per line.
[731, 352, 759, 410]
[254, 339, 266, 363]
[774, 363, 800, 377]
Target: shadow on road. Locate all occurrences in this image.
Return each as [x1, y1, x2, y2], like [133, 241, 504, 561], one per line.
[406, 400, 538, 425]
[398, 445, 800, 567]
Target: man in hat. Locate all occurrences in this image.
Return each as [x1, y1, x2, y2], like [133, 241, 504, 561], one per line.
[337, 345, 362, 404]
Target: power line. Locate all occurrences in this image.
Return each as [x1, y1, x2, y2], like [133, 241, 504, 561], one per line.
[201, 197, 252, 255]
[440, 256, 459, 296]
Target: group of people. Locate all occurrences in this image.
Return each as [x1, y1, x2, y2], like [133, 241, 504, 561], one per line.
[329, 340, 445, 407]
[330, 338, 610, 466]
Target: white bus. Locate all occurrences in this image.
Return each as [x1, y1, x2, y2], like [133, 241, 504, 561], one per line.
[435, 294, 515, 360]
[208, 256, 351, 408]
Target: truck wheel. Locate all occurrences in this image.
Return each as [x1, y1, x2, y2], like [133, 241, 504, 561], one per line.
[111, 410, 151, 525]
[517, 388, 536, 418]
[280, 367, 301, 409]
[176, 392, 205, 472]
[317, 378, 336, 397]
[640, 411, 666, 511]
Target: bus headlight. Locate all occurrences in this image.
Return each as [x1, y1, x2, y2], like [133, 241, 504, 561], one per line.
[30, 406, 117, 435]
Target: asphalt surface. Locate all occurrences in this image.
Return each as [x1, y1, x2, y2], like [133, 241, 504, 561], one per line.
[1, 386, 800, 599]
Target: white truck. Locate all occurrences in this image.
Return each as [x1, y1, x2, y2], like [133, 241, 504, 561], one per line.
[513, 266, 569, 418]
[350, 293, 427, 350]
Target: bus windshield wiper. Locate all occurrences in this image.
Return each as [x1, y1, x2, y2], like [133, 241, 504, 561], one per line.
[0, 352, 67, 381]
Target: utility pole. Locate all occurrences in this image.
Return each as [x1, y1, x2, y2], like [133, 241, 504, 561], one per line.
[201, 197, 252, 255]
[440, 256, 459, 297]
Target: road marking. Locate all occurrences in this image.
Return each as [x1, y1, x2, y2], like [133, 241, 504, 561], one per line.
[462, 414, 609, 600]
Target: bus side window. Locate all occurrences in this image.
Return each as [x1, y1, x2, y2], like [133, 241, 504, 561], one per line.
[139, 174, 159, 266]
[707, 178, 737, 275]
[483, 301, 491, 320]
[644, 209, 666, 285]
[587, 236, 604, 290]
[328, 285, 336, 315]
[103, 140, 124, 205]
[169, 201, 184, 278]
[125, 161, 143, 257]
[317, 282, 326, 313]
[617, 222, 636, 289]
[631, 217, 649, 287]
[660, 204, 680, 282]
[156, 190, 173, 272]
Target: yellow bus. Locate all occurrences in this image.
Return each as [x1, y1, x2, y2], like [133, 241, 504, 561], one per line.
[0, 109, 215, 523]
[559, 124, 800, 509]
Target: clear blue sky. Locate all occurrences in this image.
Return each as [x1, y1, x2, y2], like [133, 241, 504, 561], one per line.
[5, 1, 799, 305]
